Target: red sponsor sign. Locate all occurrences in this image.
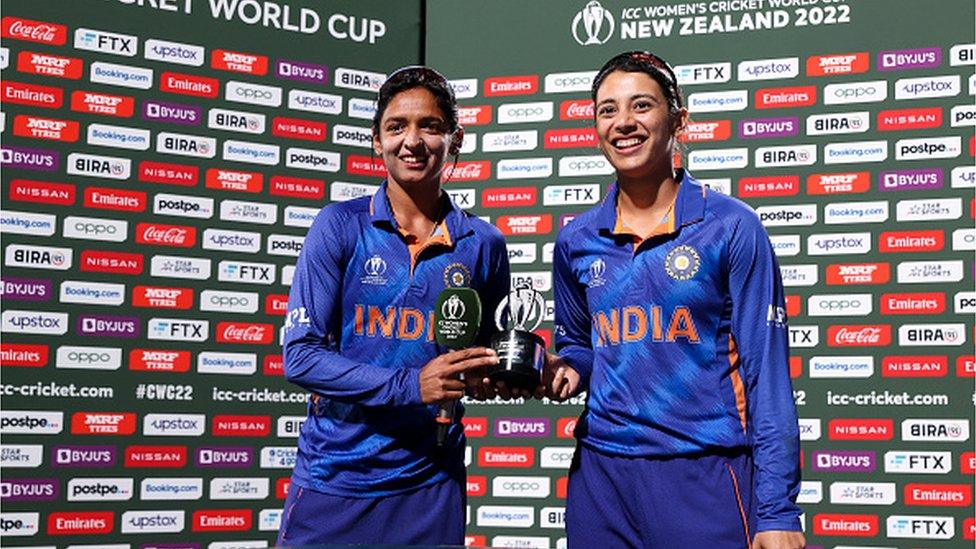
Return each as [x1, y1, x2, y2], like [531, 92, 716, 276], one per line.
[544, 128, 598, 148]
[828, 324, 891, 347]
[216, 322, 275, 345]
[276, 477, 290, 499]
[965, 517, 976, 540]
[958, 355, 975, 377]
[0, 343, 49, 367]
[880, 292, 945, 315]
[467, 475, 487, 496]
[825, 263, 890, 285]
[211, 49, 268, 75]
[828, 418, 893, 441]
[444, 160, 491, 182]
[457, 105, 492, 126]
[534, 328, 551, 349]
[124, 445, 187, 467]
[2, 16, 67, 45]
[16, 51, 82, 80]
[789, 356, 802, 379]
[806, 172, 871, 195]
[71, 412, 137, 435]
[477, 446, 534, 467]
[71, 90, 135, 117]
[272, 116, 326, 141]
[346, 155, 388, 177]
[192, 509, 252, 532]
[136, 223, 196, 248]
[560, 99, 594, 120]
[755, 86, 816, 109]
[556, 476, 569, 499]
[497, 214, 553, 236]
[270, 175, 324, 200]
[812, 513, 878, 536]
[263, 355, 283, 376]
[160, 71, 219, 98]
[556, 417, 577, 439]
[882, 355, 948, 378]
[877, 106, 942, 131]
[212, 415, 271, 437]
[785, 295, 801, 318]
[962, 452, 975, 475]
[205, 168, 263, 193]
[139, 160, 199, 186]
[9, 179, 76, 205]
[13, 114, 79, 142]
[47, 511, 114, 535]
[462, 417, 489, 438]
[129, 349, 192, 372]
[680, 120, 732, 142]
[904, 483, 972, 506]
[265, 294, 289, 315]
[84, 186, 147, 212]
[132, 286, 193, 309]
[482, 186, 537, 208]
[80, 250, 143, 275]
[465, 535, 487, 547]
[806, 52, 870, 76]
[2, 80, 64, 108]
[484, 75, 538, 96]
[737, 176, 799, 197]
[879, 230, 943, 253]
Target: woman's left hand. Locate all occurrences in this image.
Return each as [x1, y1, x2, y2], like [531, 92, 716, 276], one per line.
[752, 531, 805, 549]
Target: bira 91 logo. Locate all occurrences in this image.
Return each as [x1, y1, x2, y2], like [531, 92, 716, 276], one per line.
[828, 324, 891, 347]
[496, 214, 552, 236]
[807, 52, 869, 76]
[70, 90, 136, 117]
[9, 179, 75, 205]
[47, 511, 114, 535]
[2, 81, 63, 109]
[812, 513, 878, 536]
[457, 105, 492, 126]
[206, 168, 263, 193]
[829, 419, 894, 441]
[216, 322, 274, 344]
[211, 49, 268, 75]
[129, 349, 191, 372]
[12, 115, 80, 142]
[826, 263, 890, 285]
[136, 223, 196, 247]
[478, 447, 534, 468]
[124, 445, 187, 467]
[2, 16, 67, 45]
[212, 415, 271, 437]
[17, 51, 83, 79]
[71, 412, 137, 435]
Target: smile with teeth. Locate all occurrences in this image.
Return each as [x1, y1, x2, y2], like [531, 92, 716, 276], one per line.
[400, 155, 428, 164]
[613, 136, 646, 149]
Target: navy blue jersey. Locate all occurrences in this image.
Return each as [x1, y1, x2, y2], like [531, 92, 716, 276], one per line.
[554, 170, 801, 531]
[283, 181, 510, 496]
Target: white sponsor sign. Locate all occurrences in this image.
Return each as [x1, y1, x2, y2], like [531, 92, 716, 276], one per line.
[226, 80, 282, 107]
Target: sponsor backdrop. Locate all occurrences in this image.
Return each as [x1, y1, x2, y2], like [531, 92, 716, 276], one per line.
[426, 0, 975, 548]
[0, 0, 973, 547]
[0, 0, 422, 545]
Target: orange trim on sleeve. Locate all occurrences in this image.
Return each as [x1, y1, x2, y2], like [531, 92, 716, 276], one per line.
[728, 333, 748, 433]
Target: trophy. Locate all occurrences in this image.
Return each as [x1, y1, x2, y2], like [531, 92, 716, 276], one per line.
[487, 283, 546, 392]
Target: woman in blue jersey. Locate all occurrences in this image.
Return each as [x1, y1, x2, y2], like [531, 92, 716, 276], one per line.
[277, 66, 510, 545]
[545, 51, 805, 549]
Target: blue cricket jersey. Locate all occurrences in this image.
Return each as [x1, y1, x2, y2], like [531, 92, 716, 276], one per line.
[554, 169, 801, 532]
[283, 181, 510, 497]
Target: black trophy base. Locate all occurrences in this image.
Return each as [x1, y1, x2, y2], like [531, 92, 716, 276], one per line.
[487, 329, 544, 392]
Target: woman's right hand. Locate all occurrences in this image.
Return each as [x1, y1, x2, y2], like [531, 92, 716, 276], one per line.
[418, 347, 498, 404]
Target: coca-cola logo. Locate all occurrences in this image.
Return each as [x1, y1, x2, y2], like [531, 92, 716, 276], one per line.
[136, 223, 195, 247]
[560, 99, 594, 120]
[216, 322, 273, 344]
[2, 17, 67, 45]
[828, 325, 891, 347]
[445, 161, 490, 181]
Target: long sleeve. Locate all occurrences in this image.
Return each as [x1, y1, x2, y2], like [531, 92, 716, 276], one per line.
[282, 208, 422, 407]
[553, 230, 594, 385]
[477, 232, 511, 346]
[727, 212, 802, 532]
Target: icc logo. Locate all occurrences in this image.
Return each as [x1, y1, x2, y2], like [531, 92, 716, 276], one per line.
[588, 258, 607, 287]
[572, 1, 614, 46]
[442, 294, 466, 320]
[364, 255, 387, 277]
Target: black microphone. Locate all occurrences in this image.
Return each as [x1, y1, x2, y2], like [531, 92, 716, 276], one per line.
[432, 287, 482, 446]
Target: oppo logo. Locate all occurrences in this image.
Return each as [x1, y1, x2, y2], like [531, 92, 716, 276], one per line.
[235, 88, 272, 100]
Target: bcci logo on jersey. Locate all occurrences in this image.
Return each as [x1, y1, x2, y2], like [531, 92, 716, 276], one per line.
[665, 245, 701, 281]
[444, 262, 472, 288]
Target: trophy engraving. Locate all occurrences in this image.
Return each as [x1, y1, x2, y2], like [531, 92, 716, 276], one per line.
[488, 283, 546, 391]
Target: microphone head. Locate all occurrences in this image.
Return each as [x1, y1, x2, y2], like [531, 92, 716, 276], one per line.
[434, 287, 482, 349]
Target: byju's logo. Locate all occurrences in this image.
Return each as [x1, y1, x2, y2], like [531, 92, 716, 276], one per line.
[572, 1, 614, 45]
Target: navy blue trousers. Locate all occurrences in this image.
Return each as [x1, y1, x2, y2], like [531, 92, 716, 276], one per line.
[566, 445, 757, 549]
[276, 478, 465, 546]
